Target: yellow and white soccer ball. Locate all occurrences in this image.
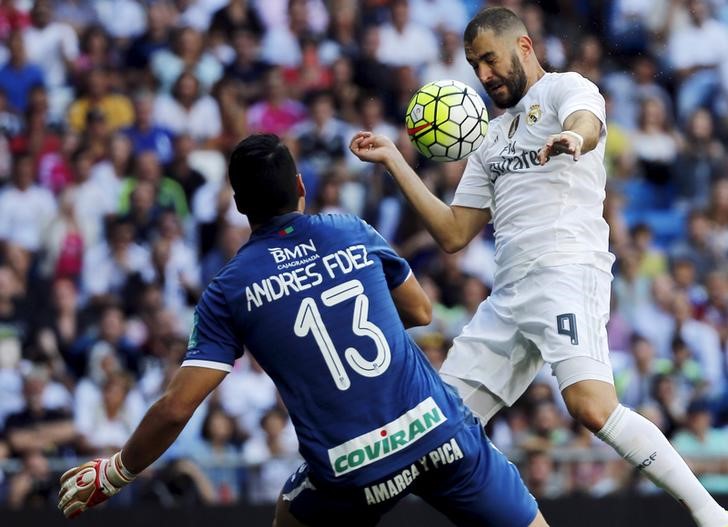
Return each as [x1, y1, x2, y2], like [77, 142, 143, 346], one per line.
[405, 79, 489, 162]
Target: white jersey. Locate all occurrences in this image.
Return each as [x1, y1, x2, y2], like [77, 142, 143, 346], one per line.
[452, 71, 615, 288]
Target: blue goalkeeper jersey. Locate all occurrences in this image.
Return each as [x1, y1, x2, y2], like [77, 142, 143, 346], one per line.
[183, 212, 466, 487]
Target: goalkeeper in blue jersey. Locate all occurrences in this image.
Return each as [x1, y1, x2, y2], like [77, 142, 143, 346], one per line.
[57, 134, 547, 527]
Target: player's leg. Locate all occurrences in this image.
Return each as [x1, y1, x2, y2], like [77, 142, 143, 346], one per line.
[416, 415, 548, 527]
[440, 283, 544, 424]
[522, 265, 728, 527]
[274, 493, 308, 527]
[561, 375, 728, 527]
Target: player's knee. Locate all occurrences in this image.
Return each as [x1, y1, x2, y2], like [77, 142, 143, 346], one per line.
[567, 401, 612, 433]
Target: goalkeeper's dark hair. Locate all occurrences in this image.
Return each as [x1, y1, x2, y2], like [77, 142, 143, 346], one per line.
[464, 6, 527, 43]
[228, 133, 299, 225]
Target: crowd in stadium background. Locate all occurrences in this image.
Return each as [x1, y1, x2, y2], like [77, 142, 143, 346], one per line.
[1, 0, 728, 510]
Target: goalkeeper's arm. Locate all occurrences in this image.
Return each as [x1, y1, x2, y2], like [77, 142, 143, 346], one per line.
[58, 366, 226, 519]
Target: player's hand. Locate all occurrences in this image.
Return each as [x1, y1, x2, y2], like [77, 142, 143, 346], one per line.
[349, 131, 400, 165]
[537, 131, 584, 165]
[58, 452, 136, 519]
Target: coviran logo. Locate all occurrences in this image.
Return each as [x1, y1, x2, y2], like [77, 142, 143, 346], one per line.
[328, 398, 446, 476]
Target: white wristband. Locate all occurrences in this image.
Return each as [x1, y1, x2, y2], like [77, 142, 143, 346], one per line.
[561, 130, 584, 149]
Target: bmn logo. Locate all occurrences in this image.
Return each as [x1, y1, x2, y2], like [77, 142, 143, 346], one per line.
[268, 239, 317, 263]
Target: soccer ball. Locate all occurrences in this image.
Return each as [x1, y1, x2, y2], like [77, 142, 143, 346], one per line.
[405, 80, 489, 162]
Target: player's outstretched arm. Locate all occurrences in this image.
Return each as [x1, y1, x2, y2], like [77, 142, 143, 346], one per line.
[350, 131, 491, 253]
[57, 366, 226, 519]
[537, 109, 602, 165]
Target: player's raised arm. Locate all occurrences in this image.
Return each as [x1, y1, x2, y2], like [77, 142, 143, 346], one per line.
[537, 109, 602, 164]
[350, 131, 491, 253]
[57, 366, 226, 519]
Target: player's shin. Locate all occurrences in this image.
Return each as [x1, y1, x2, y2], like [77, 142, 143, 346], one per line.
[597, 404, 728, 527]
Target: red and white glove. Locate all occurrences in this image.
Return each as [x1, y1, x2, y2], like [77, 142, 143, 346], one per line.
[58, 452, 136, 519]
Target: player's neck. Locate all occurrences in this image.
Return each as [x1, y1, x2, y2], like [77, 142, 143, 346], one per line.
[524, 65, 547, 95]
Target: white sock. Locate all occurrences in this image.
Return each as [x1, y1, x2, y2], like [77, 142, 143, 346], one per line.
[597, 405, 727, 527]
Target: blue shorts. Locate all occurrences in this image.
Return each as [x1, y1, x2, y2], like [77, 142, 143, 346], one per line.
[281, 416, 537, 527]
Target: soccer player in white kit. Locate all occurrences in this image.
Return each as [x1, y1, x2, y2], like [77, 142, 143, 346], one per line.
[350, 6, 728, 527]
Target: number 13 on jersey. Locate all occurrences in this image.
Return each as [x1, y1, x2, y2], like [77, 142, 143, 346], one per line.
[294, 279, 392, 390]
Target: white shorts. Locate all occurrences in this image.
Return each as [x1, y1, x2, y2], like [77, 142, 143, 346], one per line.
[440, 264, 614, 416]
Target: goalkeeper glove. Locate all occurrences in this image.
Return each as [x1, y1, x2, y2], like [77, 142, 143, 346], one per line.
[57, 451, 136, 519]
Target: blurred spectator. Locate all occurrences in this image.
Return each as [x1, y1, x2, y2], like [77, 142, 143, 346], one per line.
[668, 0, 728, 122]
[615, 335, 659, 410]
[672, 257, 708, 310]
[376, 0, 438, 69]
[670, 209, 723, 282]
[68, 67, 134, 132]
[242, 407, 300, 504]
[166, 134, 207, 204]
[631, 223, 668, 279]
[118, 150, 189, 218]
[94, 0, 146, 40]
[81, 217, 154, 300]
[422, 30, 480, 88]
[409, 0, 468, 33]
[672, 291, 724, 398]
[210, 0, 262, 41]
[0, 30, 44, 114]
[152, 72, 222, 144]
[4, 366, 74, 457]
[353, 25, 391, 95]
[672, 399, 728, 493]
[224, 29, 271, 103]
[289, 90, 348, 187]
[151, 211, 200, 319]
[192, 407, 244, 503]
[0, 152, 57, 253]
[124, 92, 175, 165]
[124, 1, 173, 73]
[6, 449, 56, 509]
[568, 34, 604, 85]
[522, 449, 565, 499]
[707, 179, 728, 256]
[673, 108, 725, 210]
[260, 0, 319, 68]
[246, 67, 306, 135]
[633, 274, 677, 357]
[212, 77, 249, 154]
[655, 337, 708, 407]
[75, 370, 144, 455]
[612, 249, 652, 321]
[74, 25, 117, 77]
[22, 0, 79, 118]
[631, 97, 682, 186]
[0, 0, 29, 40]
[200, 222, 250, 286]
[40, 188, 85, 283]
[150, 27, 223, 93]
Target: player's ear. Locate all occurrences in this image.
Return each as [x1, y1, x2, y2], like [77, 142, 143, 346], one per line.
[296, 173, 306, 199]
[516, 34, 533, 59]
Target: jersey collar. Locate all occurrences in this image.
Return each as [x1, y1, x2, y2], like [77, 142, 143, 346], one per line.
[250, 211, 304, 238]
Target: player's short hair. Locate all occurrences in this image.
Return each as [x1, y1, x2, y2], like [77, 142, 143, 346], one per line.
[228, 134, 299, 224]
[464, 6, 527, 43]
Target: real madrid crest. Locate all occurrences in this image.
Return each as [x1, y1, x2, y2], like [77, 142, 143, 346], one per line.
[508, 114, 520, 138]
[527, 104, 542, 125]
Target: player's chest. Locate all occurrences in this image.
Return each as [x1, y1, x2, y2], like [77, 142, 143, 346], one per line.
[484, 104, 560, 183]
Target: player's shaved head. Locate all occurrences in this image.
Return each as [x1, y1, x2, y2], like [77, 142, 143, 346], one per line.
[464, 6, 528, 43]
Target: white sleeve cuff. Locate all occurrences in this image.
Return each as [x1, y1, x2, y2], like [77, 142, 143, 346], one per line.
[452, 191, 492, 210]
[181, 359, 233, 372]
